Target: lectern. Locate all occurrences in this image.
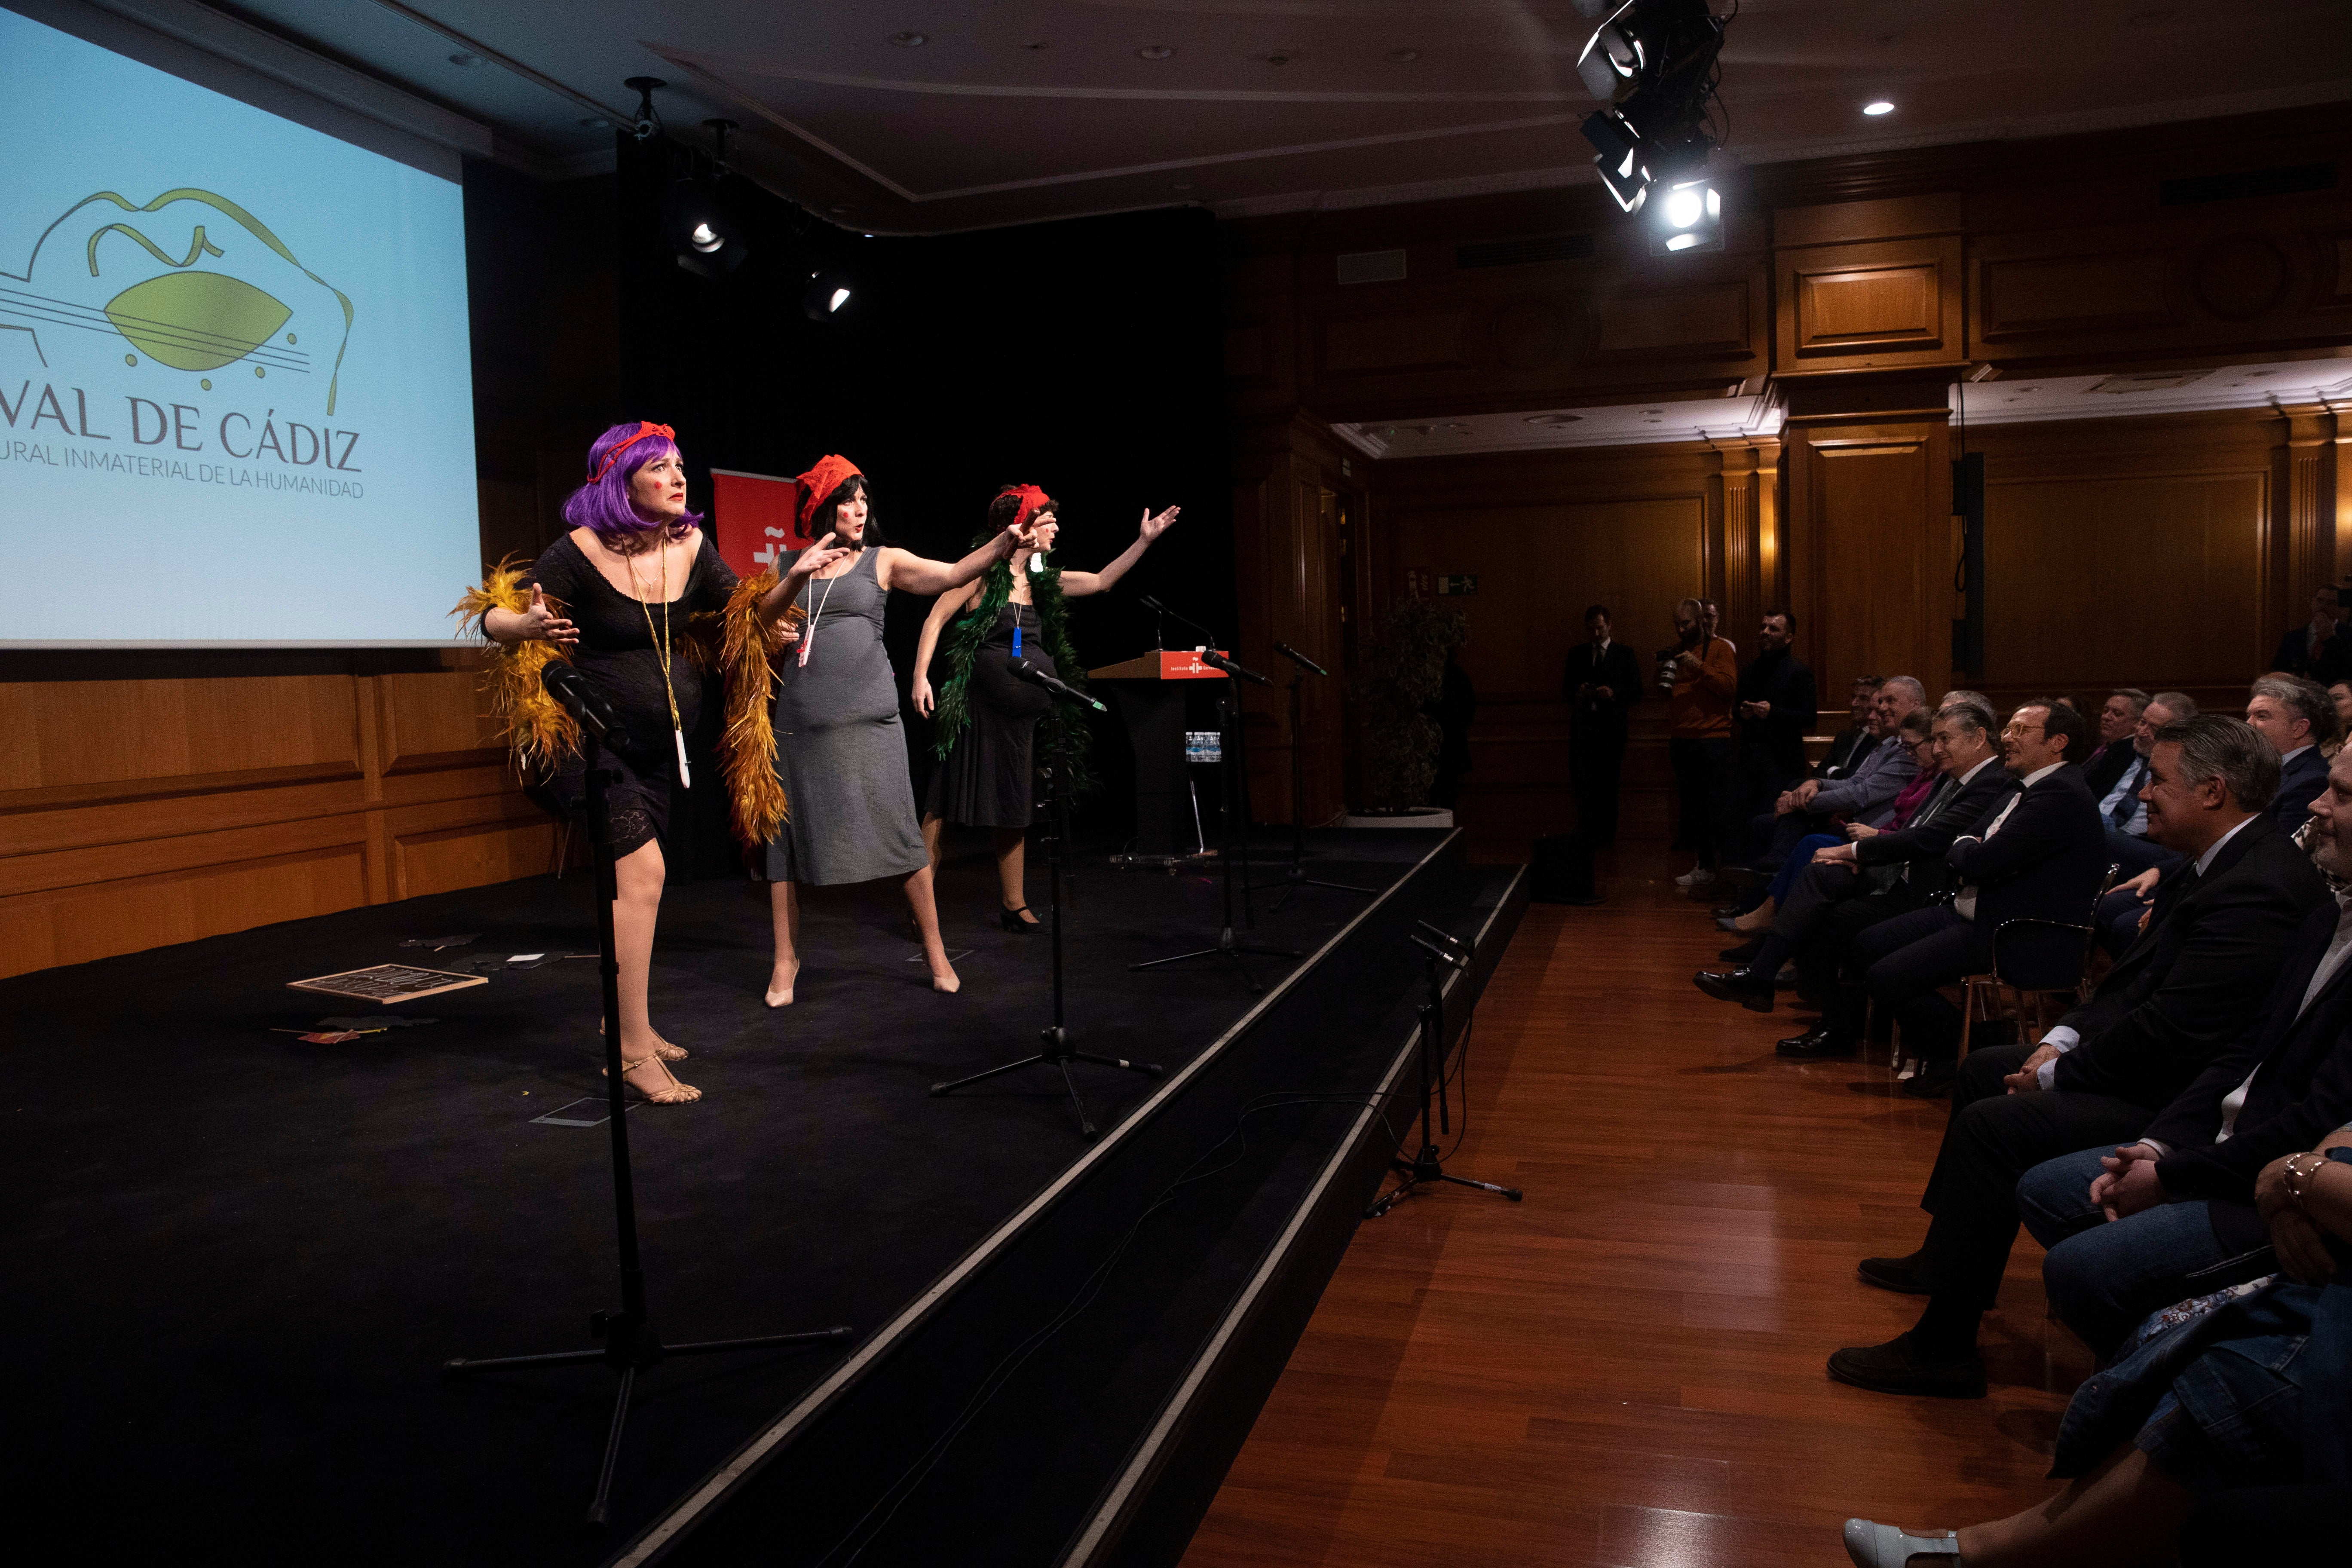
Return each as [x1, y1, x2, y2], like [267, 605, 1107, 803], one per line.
[1087, 649, 1231, 857]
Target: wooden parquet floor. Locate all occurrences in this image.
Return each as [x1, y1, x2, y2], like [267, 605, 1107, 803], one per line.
[1181, 861, 2095, 1568]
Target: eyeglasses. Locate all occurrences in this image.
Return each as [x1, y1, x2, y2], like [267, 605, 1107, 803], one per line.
[2002, 723, 2045, 738]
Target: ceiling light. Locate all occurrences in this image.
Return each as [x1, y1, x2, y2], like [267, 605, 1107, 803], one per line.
[1863, 100, 1895, 116]
[1574, 0, 1733, 220]
[888, 31, 927, 48]
[1261, 52, 1295, 66]
[1387, 49, 1421, 63]
[804, 270, 855, 321]
[1137, 44, 1174, 60]
[1649, 177, 1721, 255]
[448, 51, 484, 67]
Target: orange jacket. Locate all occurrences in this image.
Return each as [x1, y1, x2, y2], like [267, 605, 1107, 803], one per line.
[1668, 636, 1738, 738]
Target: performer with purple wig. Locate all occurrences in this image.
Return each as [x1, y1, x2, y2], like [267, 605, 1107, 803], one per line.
[457, 420, 839, 1105]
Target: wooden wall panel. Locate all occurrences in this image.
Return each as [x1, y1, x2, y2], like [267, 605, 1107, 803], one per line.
[1981, 472, 2266, 689]
[1776, 237, 1965, 371]
[1784, 417, 1953, 699]
[0, 657, 549, 980]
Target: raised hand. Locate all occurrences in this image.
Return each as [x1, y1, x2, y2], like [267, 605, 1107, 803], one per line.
[1139, 504, 1181, 542]
[519, 585, 578, 646]
[911, 674, 935, 717]
[791, 532, 853, 579]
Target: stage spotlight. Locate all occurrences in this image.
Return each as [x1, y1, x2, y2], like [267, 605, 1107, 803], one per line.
[1571, 0, 1730, 222]
[1649, 177, 1722, 254]
[802, 270, 854, 321]
[664, 178, 748, 277]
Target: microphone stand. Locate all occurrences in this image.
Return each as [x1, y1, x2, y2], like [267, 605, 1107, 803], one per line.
[1365, 922, 1523, 1219]
[1130, 671, 1300, 993]
[445, 668, 852, 1526]
[1267, 642, 1372, 913]
[933, 743, 1161, 1138]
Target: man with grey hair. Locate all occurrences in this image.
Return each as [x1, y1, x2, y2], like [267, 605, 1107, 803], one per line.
[2084, 688, 2152, 799]
[2246, 674, 2333, 834]
[1829, 713, 2330, 1397]
[1742, 675, 1925, 872]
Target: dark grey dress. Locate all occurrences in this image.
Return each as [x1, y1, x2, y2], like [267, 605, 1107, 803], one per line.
[762, 547, 929, 885]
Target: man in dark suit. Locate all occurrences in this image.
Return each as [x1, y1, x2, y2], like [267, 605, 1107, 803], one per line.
[1846, 699, 2110, 1098]
[1816, 676, 1882, 781]
[2268, 583, 2352, 686]
[2247, 674, 2332, 834]
[1562, 603, 1641, 845]
[1724, 609, 1816, 830]
[1828, 714, 2328, 1396]
[2017, 746, 2352, 1358]
[2080, 688, 2150, 802]
[1696, 698, 2009, 1013]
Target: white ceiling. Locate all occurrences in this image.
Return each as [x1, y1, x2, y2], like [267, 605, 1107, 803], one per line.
[178, 0, 2352, 232]
[1339, 357, 2352, 460]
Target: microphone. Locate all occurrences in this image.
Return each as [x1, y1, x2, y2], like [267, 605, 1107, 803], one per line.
[1273, 642, 1326, 677]
[1139, 594, 1217, 641]
[1198, 649, 1271, 687]
[1012, 657, 1106, 712]
[542, 662, 620, 742]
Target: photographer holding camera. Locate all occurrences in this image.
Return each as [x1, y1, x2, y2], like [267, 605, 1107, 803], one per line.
[1665, 596, 1739, 890]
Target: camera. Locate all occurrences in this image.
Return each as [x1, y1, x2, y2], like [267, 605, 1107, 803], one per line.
[1655, 646, 1681, 695]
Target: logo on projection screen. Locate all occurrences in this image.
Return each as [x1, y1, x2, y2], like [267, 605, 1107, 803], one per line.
[1, 187, 352, 415]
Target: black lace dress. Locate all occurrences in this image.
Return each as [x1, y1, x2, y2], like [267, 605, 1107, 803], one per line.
[925, 602, 1055, 828]
[524, 531, 737, 857]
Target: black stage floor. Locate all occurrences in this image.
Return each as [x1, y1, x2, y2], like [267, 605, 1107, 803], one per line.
[9, 829, 1494, 1566]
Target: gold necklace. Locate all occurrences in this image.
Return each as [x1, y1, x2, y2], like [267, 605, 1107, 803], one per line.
[624, 539, 688, 787]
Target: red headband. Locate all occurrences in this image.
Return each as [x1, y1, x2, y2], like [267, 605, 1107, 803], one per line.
[587, 421, 674, 484]
[795, 454, 864, 534]
[997, 484, 1051, 534]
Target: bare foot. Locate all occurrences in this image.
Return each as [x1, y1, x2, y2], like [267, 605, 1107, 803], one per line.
[607, 1053, 701, 1104]
[929, 957, 961, 994]
[765, 958, 799, 1008]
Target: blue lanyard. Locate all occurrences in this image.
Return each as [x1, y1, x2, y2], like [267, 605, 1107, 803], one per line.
[1011, 606, 1023, 662]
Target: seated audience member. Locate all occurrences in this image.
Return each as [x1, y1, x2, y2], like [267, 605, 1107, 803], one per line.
[1715, 707, 1933, 941]
[1827, 716, 2324, 1396]
[1763, 704, 2016, 1050]
[1697, 706, 1983, 1008]
[2089, 692, 2199, 954]
[1841, 1127, 2352, 1568]
[2269, 582, 2350, 686]
[1819, 676, 1883, 780]
[1724, 610, 1816, 839]
[1841, 699, 2108, 1099]
[2082, 688, 2152, 799]
[2245, 674, 2333, 834]
[2329, 680, 2352, 756]
[1747, 677, 1925, 870]
[2010, 750, 2352, 1360]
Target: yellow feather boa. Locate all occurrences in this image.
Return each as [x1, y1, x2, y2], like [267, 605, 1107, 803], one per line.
[451, 557, 579, 776]
[720, 569, 801, 852]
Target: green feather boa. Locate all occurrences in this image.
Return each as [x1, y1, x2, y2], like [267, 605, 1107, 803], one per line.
[928, 554, 1095, 791]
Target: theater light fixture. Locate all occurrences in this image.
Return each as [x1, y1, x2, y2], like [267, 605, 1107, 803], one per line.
[1650, 177, 1722, 254]
[663, 120, 750, 279]
[1863, 99, 1895, 115]
[1573, 0, 1730, 222]
[803, 270, 854, 321]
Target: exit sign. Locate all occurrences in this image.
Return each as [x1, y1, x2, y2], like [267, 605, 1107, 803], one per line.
[1435, 575, 1478, 595]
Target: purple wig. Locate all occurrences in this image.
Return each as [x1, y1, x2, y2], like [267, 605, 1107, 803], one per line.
[561, 421, 704, 542]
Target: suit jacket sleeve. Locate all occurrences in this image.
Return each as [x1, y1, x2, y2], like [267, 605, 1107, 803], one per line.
[2155, 1022, 2352, 1203]
[1945, 782, 2084, 886]
[1854, 774, 2007, 867]
[1816, 744, 1919, 818]
[2053, 869, 2324, 1101]
[2272, 757, 2326, 834]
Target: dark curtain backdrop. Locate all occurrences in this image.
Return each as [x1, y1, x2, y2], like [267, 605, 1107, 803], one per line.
[608, 135, 1233, 864]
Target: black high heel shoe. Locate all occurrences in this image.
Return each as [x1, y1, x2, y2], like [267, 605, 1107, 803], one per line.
[999, 906, 1038, 934]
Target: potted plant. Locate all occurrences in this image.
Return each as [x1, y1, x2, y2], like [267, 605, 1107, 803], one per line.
[1347, 596, 1467, 827]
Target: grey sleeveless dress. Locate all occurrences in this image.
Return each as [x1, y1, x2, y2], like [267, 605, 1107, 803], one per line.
[762, 547, 929, 885]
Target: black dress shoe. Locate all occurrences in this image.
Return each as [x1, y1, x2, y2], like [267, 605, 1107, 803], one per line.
[1826, 1332, 1985, 1398]
[1857, 1253, 1932, 1295]
[1718, 937, 1764, 962]
[1714, 913, 1746, 932]
[1776, 1026, 1855, 1058]
[1902, 1061, 1959, 1099]
[1693, 966, 1775, 1012]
